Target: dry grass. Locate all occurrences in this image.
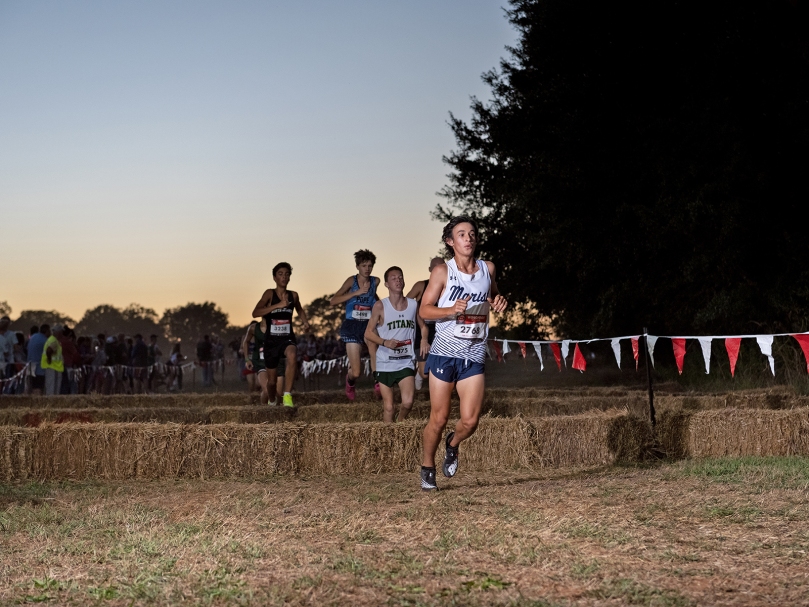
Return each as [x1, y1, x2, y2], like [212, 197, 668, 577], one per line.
[1, 458, 808, 605]
[0, 412, 649, 481]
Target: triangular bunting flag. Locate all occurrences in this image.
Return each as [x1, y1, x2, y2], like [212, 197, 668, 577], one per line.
[792, 334, 809, 374]
[672, 338, 686, 375]
[561, 340, 570, 367]
[631, 337, 639, 370]
[756, 336, 775, 376]
[647, 335, 658, 367]
[610, 338, 622, 369]
[518, 342, 527, 358]
[698, 337, 712, 374]
[725, 338, 741, 377]
[549, 343, 562, 371]
[492, 340, 503, 362]
[502, 340, 511, 357]
[572, 343, 586, 372]
[532, 342, 544, 371]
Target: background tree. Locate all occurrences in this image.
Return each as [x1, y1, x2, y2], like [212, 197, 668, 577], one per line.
[161, 302, 229, 345]
[76, 304, 163, 341]
[293, 295, 343, 337]
[0, 301, 11, 318]
[11, 310, 76, 332]
[439, 0, 809, 338]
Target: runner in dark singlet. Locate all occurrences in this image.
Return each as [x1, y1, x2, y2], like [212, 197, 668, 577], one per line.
[406, 256, 446, 390]
[242, 320, 272, 405]
[252, 262, 310, 407]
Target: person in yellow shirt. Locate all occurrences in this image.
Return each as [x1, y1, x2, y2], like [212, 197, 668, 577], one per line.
[41, 324, 64, 396]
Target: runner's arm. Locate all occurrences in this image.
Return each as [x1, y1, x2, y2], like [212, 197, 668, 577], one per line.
[405, 280, 426, 301]
[418, 264, 465, 321]
[485, 261, 508, 313]
[292, 292, 311, 332]
[329, 276, 356, 306]
[417, 312, 430, 358]
[363, 302, 384, 347]
[252, 290, 275, 317]
[241, 324, 255, 363]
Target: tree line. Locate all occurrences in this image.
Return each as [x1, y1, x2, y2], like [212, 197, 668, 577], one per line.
[438, 0, 809, 339]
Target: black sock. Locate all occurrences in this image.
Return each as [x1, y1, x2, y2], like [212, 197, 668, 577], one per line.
[347, 376, 356, 386]
[421, 465, 436, 472]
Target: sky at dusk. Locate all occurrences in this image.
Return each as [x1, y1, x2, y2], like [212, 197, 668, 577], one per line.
[0, 1, 517, 326]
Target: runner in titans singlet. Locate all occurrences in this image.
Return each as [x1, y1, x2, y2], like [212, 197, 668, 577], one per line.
[252, 262, 311, 407]
[417, 216, 508, 491]
[365, 266, 430, 423]
[406, 257, 446, 390]
[330, 249, 381, 401]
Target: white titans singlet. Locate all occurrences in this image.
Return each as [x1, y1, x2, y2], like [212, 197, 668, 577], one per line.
[429, 259, 491, 364]
[376, 297, 418, 372]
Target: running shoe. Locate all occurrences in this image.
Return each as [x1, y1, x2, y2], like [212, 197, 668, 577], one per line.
[268, 399, 277, 407]
[374, 381, 382, 400]
[282, 393, 294, 408]
[420, 466, 438, 491]
[442, 432, 459, 478]
[345, 376, 356, 401]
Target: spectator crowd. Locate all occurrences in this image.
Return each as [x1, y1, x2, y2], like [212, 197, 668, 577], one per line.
[0, 315, 230, 396]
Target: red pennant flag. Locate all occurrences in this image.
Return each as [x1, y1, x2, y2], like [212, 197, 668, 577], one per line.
[492, 340, 503, 363]
[518, 342, 527, 358]
[725, 338, 741, 377]
[549, 342, 562, 371]
[672, 338, 686, 375]
[792, 334, 809, 373]
[631, 337, 639, 370]
[572, 343, 586, 372]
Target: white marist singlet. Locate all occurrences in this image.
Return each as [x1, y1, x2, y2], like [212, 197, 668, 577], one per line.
[430, 258, 491, 363]
[376, 297, 418, 372]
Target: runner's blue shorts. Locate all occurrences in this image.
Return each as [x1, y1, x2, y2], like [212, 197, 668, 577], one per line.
[425, 354, 485, 383]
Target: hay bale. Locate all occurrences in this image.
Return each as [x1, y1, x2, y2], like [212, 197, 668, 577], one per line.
[0, 423, 305, 481]
[532, 410, 651, 467]
[0, 407, 209, 426]
[686, 408, 809, 458]
[654, 410, 694, 459]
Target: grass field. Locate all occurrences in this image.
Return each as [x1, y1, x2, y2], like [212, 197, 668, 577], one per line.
[2, 457, 808, 606]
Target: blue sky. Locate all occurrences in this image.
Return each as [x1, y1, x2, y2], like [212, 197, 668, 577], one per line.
[0, 0, 516, 325]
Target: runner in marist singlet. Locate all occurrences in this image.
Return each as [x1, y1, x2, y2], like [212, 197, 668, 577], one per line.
[428, 258, 492, 364]
[417, 216, 508, 492]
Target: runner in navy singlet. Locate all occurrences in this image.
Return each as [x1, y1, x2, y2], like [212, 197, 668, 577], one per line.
[329, 249, 381, 401]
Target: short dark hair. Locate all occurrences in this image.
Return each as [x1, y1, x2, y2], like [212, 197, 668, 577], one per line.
[40, 324, 50, 333]
[272, 262, 292, 277]
[384, 266, 403, 282]
[134, 333, 142, 340]
[30, 326, 39, 335]
[354, 249, 376, 266]
[442, 215, 479, 257]
[150, 334, 157, 340]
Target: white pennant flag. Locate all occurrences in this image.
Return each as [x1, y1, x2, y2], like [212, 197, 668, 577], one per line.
[561, 340, 570, 367]
[532, 342, 544, 371]
[646, 335, 658, 367]
[610, 338, 622, 369]
[757, 335, 775, 376]
[698, 337, 712, 374]
[502, 340, 511, 356]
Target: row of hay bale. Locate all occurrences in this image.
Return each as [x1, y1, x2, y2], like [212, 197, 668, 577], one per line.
[4, 390, 809, 428]
[0, 410, 649, 480]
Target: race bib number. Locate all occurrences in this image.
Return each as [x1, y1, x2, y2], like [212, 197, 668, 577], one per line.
[352, 305, 372, 321]
[389, 339, 414, 360]
[454, 314, 487, 339]
[270, 319, 291, 335]
[258, 347, 264, 360]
